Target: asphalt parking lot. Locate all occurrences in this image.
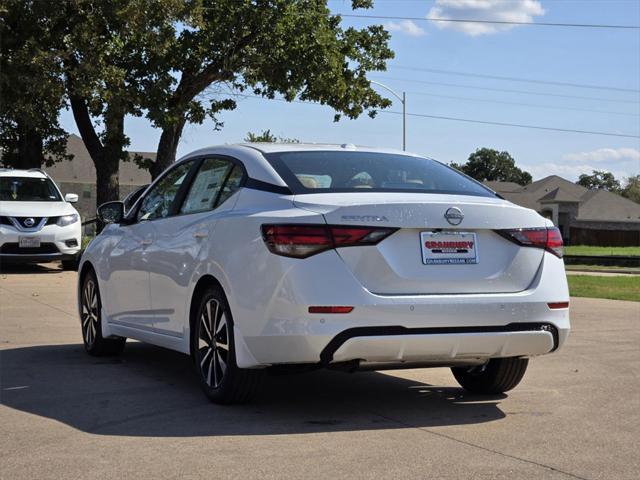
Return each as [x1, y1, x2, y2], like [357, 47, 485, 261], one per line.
[1, 264, 639, 480]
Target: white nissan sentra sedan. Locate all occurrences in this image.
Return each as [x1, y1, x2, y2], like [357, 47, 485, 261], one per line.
[78, 144, 570, 403]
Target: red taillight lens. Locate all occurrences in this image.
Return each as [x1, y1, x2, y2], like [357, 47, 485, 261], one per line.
[308, 306, 354, 314]
[261, 224, 397, 258]
[497, 227, 564, 258]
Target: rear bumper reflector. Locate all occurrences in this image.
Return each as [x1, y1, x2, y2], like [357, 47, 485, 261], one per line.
[309, 306, 354, 314]
[547, 302, 569, 309]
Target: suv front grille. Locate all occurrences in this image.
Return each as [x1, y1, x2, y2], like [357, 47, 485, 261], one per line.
[0, 243, 59, 255]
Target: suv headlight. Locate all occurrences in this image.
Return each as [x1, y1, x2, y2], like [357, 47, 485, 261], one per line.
[57, 213, 79, 227]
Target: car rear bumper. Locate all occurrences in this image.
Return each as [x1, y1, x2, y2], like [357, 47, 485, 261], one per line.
[231, 250, 570, 368]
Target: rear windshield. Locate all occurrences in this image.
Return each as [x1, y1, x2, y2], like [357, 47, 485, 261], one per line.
[0, 176, 61, 202]
[264, 151, 495, 197]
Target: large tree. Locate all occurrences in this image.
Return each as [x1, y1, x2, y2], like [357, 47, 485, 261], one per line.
[577, 170, 622, 193]
[244, 130, 299, 143]
[62, 0, 179, 210]
[451, 148, 532, 185]
[622, 175, 640, 203]
[0, 0, 70, 169]
[140, 0, 393, 179]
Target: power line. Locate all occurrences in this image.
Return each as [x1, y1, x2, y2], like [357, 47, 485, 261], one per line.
[404, 91, 640, 117]
[374, 76, 640, 104]
[391, 66, 640, 93]
[339, 13, 640, 30]
[233, 93, 640, 139]
[382, 110, 640, 138]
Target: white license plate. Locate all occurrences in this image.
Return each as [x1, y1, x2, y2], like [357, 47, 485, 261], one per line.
[420, 231, 478, 265]
[19, 236, 41, 248]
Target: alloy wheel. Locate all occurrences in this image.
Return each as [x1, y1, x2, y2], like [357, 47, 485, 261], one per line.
[198, 298, 229, 388]
[81, 279, 99, 347]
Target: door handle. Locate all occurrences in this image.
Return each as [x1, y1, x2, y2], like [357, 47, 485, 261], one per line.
[140, 239, 153, 246]
[193, 232, 208, 239]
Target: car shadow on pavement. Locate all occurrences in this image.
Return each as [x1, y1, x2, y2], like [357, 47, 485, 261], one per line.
[0, 263, 63, 274]
[0, 342, 507, 437]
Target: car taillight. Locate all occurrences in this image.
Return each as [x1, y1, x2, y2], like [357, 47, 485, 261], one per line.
[261, 224, 397, 258]
[496, 227, 564, 258]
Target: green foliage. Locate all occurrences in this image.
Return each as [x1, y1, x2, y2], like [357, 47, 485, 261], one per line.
[564, 245, 640, 257]
[577, 170, 622, 193]
[0, 0, 71, 168]
[244, 130, 299, 143]
[621, 175, 640, 203]
[451, 148, 532, 185]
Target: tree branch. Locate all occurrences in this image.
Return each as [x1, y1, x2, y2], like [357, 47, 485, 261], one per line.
[69, 95, 103, 163]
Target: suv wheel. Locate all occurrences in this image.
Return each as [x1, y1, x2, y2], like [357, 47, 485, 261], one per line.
[451, 357, 528, 394]
[192, 285, 262, 404]
[80, 270, 126, 356]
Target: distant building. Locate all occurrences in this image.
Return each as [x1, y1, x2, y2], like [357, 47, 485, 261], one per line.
[485, 176, 640, 246]
[45, 134, 152, 220]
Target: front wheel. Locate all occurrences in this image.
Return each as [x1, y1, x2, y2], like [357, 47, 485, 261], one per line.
[80, 270, 126, 356]
[451, 357, 528, 394]
[192, 285, 262, 404]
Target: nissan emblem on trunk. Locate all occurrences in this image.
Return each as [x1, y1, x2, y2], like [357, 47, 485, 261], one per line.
[444, 207, 464, 226]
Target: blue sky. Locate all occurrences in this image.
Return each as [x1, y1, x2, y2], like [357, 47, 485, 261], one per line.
[59, 0, 640, 182]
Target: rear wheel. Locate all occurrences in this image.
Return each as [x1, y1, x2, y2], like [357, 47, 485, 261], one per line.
[80, 270, 126, 356]
[192, 285, 262, 404]
[451, 357, 528, 394]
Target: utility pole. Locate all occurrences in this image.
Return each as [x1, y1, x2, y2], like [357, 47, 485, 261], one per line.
[370, 80, 406, 151]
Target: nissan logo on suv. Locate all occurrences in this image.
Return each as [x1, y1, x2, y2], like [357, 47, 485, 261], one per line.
[444, 207, 464, 226]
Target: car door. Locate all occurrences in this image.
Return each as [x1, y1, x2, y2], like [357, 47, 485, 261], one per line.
[103, 160, 195, 333]
[146, 157, 245, 338]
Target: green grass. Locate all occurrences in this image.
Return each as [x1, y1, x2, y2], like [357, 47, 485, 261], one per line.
[564, 245, 640, 257]
[568, 275, 640, 302]
[565, 264, 640, 273]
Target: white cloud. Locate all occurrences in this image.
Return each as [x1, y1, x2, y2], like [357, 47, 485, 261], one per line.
[384, 20, 426, 37]
[523, 148, 640, 182]
[427, 0, 545, 36]
[562, 147, 640, 164]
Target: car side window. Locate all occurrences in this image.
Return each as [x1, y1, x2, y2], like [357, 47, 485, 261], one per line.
[137, 162, 193, 222]
[216, 165, 244, 206]
[180, 158, 240, 215]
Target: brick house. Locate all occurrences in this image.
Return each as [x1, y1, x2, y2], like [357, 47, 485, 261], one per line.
[485, 176, 640, 246]
[44, 134, 152, 221]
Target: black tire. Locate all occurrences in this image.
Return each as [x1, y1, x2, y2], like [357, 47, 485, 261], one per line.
[451, 357, 529, 394]
[191, 285, 262, 404]
[79, 270, 126, 356]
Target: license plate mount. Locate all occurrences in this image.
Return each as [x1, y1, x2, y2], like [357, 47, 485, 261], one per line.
[18, 236, 41, 249]
[420, 231, 478, 265]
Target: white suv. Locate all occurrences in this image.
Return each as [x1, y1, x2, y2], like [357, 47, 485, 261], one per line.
[0, 169, 81, 270]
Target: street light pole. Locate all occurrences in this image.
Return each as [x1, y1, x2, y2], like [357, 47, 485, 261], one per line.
[370, 80, 406, 151]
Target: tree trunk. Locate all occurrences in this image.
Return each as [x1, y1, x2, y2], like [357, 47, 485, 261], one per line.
[95, 155, 119, 209]
[152, 118, 186, 180]
[15, 122, 45, 169]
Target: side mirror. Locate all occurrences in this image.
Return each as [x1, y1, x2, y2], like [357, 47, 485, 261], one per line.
[97, 201, 125, 225]
[65, 193, 79, 203]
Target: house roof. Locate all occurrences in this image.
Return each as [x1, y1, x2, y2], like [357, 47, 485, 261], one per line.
[486, 175, 640, 223]
[576, 189, 640, 222]
[538, 187, 582, 203]
[45, 134, 152, 185]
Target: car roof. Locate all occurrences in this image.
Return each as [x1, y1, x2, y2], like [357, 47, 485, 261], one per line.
[0, 169, 48, 179]
[177, 143, 426, 187]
